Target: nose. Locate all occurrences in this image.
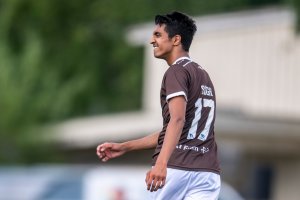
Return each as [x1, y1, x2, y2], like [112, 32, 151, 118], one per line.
[150, 36, 155, 45]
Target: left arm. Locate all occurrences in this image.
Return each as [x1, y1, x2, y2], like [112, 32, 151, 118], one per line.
[146, 96, 186, 192]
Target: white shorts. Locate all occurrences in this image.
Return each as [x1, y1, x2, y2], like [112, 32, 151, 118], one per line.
[148, 168, 221, 200]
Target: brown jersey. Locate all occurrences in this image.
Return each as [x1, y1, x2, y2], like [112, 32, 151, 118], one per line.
[152, 57, 220, 174]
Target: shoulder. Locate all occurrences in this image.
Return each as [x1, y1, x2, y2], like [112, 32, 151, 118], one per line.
[164, 65, 190, 82]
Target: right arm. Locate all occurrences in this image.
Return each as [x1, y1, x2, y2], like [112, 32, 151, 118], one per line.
[96, 130, 160, 162]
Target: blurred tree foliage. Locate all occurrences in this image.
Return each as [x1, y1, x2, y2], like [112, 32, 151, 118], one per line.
[0, 0, 297, 163]
[289, 0, 300, 31]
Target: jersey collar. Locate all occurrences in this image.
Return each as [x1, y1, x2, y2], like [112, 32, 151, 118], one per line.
[172, 57, 191, 65]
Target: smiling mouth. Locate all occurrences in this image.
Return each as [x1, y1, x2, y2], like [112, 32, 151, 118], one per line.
[153, 45, 159, 50]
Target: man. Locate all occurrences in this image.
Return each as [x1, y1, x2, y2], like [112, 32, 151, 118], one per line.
[97, 11, 221, 200]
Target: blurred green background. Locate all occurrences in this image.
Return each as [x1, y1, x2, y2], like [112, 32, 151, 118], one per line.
[0, 0, 299, 164]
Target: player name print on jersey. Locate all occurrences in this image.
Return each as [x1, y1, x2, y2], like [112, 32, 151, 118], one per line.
[201, 85, 213, 97]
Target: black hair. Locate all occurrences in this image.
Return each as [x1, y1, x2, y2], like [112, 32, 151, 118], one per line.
[155, 11, 197, 52]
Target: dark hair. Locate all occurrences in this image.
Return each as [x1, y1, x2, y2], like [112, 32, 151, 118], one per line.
[155, 11, 197, 52]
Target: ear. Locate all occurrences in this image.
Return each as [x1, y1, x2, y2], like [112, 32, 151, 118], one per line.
[173, 35, 181, 46]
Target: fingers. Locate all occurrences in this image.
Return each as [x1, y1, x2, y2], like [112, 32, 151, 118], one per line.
[161, 178, 166, 189]
[96, 143, 113, 162]
[149, 177, 165, 192]
[145, 171, 150, 184]
[145, 171, 165, 192]
[102, 149, 112, 162]
[97, 143, 113, 153]
[96, 144, 105, 159]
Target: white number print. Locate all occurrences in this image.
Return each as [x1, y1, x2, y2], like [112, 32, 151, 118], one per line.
[187, 98, 215, 141]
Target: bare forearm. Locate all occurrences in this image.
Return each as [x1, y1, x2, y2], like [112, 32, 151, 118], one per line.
[156, 119, 184, 165]
[122, 131, 160, 152]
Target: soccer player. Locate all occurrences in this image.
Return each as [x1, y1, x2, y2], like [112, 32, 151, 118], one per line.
[96, 11, 221, 200]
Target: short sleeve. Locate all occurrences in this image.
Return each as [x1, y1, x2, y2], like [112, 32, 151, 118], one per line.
[164, 65, 189, 102]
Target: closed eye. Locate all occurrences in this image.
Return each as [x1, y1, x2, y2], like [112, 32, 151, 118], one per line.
[153, 31, 161, 37]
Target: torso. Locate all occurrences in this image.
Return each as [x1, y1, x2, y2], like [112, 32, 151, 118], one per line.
[152, 58, 220, 174]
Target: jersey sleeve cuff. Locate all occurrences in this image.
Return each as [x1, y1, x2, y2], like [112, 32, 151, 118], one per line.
[166, 91, 187, 102]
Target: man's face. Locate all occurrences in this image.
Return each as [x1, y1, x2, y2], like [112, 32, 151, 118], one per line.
[150, 24, 174, 60]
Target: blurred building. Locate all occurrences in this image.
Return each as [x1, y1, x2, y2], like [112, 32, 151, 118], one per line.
[53, 7, 300, 200]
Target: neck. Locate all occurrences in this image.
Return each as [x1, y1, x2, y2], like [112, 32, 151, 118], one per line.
[166, 52, 189, 66]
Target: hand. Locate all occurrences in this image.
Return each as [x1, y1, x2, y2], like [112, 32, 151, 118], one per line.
[145, 163, 167, 192]
[96, 142, 126, 162]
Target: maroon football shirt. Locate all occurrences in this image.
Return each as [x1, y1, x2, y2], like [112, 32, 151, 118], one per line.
[152, 57, 220, 174]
